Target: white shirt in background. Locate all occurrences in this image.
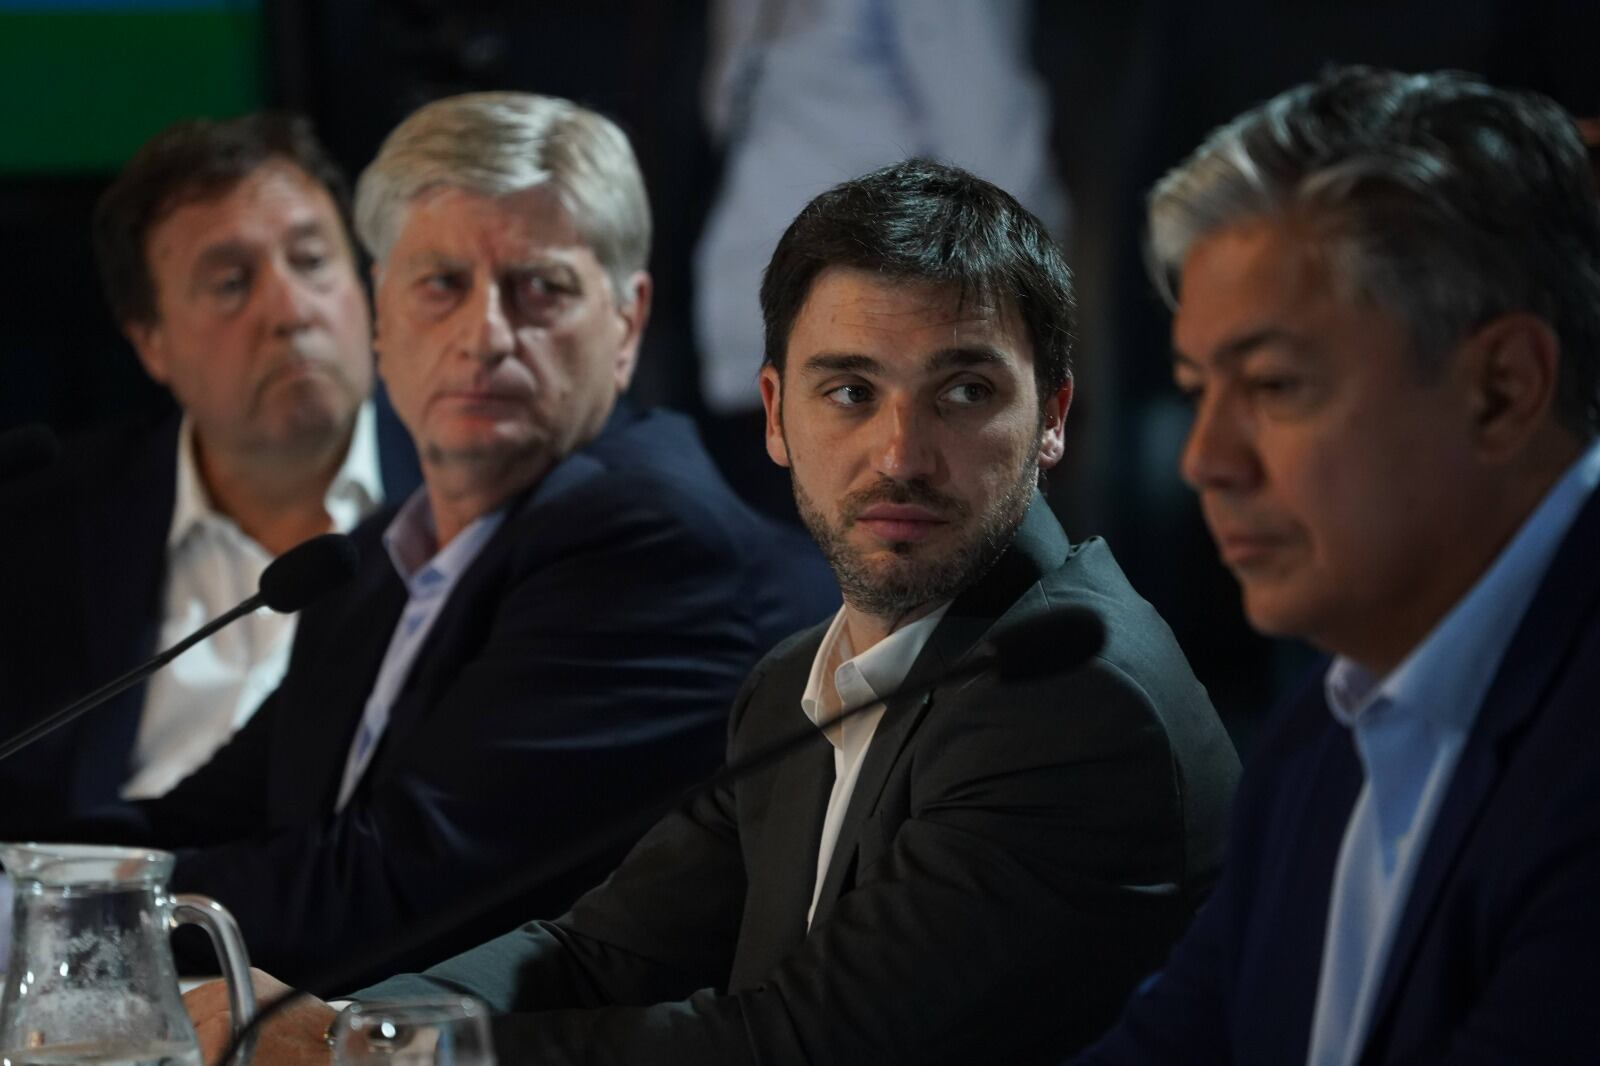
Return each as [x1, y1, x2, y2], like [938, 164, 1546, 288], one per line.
[695, 0, 1069, 414]
[120, 402, 384, 799]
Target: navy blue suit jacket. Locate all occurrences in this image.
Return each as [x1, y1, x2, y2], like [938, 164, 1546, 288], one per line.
[0, 401, 419, 817]
[40, 403, 837, 987]
[1078, 484, 1600, 1065]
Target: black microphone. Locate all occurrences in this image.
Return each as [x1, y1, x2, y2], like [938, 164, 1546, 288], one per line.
[0, 424, 59, 483]
[0, 532, 359, 764]
[216, 604, 1106, 1064]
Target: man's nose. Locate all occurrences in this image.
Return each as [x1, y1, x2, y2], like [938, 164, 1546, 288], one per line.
[1179, 390, 1261, 494]
[873, 398, 940, 483]
[462, 282, 515, 364]
[262, 262, 319, 335]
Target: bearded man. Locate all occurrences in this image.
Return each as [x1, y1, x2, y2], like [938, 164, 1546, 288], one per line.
[197, 159, 1240, 1066]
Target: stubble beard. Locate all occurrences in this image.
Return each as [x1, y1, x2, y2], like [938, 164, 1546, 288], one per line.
[793, 448, 1040, 621]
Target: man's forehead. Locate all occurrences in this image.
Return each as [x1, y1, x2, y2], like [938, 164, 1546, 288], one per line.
[149, 160, 338, 257]
[389, 182, 592, 264]
[797, 267, 1022, 339]
[1172, 221, 1338, 360]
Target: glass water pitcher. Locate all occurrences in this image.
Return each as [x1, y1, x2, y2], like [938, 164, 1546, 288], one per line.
[0, 844, 257, 1066]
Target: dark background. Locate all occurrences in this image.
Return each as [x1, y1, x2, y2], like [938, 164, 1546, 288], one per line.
[4, 0, 1596, 758]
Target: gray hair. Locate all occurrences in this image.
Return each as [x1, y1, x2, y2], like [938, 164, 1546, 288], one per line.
[1147, 66, 1600, 435]
[354, 91, 651, 300]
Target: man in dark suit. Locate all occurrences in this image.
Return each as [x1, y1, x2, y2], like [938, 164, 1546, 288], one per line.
[201, 159, 1240, 1065]
[18, 92, 835, 986]
[0, 114, 418, 815]
[1077, 67, 1600, 1065]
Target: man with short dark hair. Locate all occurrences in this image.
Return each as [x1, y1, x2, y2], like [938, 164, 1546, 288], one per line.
[206, 158, 1239, 1066]
[0, 113, 411, 813]
[1077, 67, 1600, 1065]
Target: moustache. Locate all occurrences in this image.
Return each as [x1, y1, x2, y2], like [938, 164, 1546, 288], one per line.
[842, 479, 969, 523]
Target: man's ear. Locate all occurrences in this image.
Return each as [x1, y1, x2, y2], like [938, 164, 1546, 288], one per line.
[1459, 312, 1561, 461]
[759, 364, 791, 468]
[370, 261, 388, 381]
[1036, 378, 1073, 471]
[125, 319, 171, 385]
[611, 271, 653, 392]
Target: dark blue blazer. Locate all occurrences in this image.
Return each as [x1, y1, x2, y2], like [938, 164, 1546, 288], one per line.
[38, 402, 837, 988]
[0, 396, 420, 818]
[1078, 483, 1600, 1066]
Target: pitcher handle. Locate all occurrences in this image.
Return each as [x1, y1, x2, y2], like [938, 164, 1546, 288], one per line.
[175, 893, 259, 1066]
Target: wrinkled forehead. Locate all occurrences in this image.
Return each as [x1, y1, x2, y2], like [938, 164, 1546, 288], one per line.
[155, 159, 335, 236]
[145, 161, 344, 277]
[383, 183, 595, 268]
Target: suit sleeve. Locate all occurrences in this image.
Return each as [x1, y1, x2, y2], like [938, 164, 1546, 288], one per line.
[161, 483, 764, 988]
[361, 651, 1224, 1064]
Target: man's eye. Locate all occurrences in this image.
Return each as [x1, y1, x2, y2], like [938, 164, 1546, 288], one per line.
[511, 274, 574, 309]
[291, 251, 330, 273]
[824, 383, 872, 407]
[1246, 375, 1302, 399]
[209, 270, 249, 298]
[419, 273, 466, 297]
[940, 381, 992, 406]
[1173, 380, 1203, 406]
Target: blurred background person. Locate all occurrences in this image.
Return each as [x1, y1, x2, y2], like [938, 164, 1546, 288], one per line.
[0, 113, 418, 816]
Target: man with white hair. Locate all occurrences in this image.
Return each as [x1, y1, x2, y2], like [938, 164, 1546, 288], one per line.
[29, 91, 835, 987]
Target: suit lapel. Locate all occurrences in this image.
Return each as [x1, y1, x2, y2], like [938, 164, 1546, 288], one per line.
[360, 446, 613, 784]
[1366, 485, 1600, 1039]
[808, 496, 1069, 926]
[730, 636, 836, 988]
[275, 544, 409, 817]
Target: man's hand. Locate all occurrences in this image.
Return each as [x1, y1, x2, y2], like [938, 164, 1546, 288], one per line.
[184, 967, 337, 1066]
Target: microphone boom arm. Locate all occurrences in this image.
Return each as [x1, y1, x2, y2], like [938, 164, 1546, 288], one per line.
[0, 593, 265, 764]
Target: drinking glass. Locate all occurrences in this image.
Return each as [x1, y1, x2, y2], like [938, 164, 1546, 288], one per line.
[330, 996, 495, 1066]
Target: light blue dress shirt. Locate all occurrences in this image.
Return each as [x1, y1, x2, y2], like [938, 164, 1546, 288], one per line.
[334, 489, 507, 810]
[1305, 437, 1600, 1066]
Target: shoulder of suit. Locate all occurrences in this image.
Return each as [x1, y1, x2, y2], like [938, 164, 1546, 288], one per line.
[517, 407, 772, 548]
[743, 619, 831, 696]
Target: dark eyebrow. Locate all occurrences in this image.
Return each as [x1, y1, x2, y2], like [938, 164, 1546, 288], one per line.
[926, 346, 1009, 372]
[190, 241, 252, 279]
[286, 220, 335, 244]
[1172, 327, 1309, 373]
[800, 352, 882, 376]
[799, 346, 1013, 378]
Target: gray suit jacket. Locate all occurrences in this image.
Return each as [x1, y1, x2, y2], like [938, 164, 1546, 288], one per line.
[364, 497, 1240, 1065]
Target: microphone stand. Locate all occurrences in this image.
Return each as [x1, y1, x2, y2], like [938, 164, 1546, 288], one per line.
[0, 594, 266, 764]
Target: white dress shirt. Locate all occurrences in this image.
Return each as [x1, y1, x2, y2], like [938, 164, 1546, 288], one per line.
[799, 601, 950, 927]
[120, 403, 384, 799]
